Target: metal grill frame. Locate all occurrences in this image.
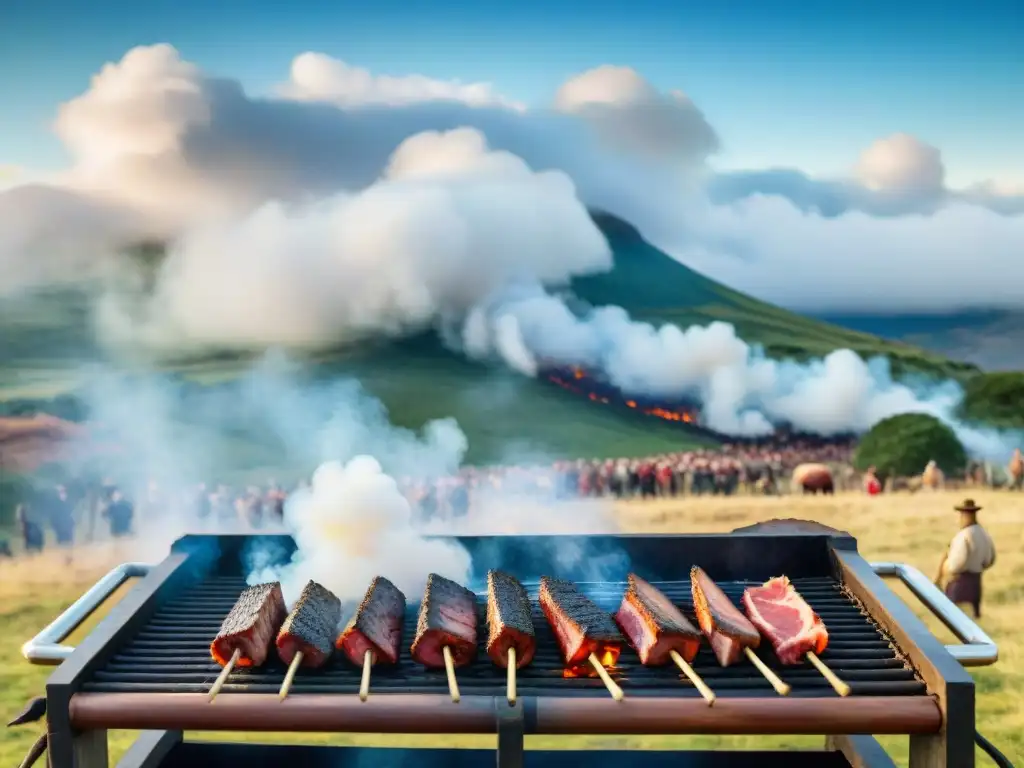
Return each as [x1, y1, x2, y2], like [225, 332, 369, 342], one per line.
[40, 530, 978, 768]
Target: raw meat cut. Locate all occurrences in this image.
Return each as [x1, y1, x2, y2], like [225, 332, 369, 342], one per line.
[742, 576, 828, 665]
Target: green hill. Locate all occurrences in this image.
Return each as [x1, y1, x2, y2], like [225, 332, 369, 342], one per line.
[574, 214, 978, 379]
[0, 214, 984, 468]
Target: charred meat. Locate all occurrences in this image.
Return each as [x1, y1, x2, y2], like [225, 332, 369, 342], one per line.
[410, 573, 478, 668]
[211, 582, 287, 667]
[743, 576, 828, 665]
[276, 581, 342, 668]
[486, 570, 535, 668]
[336, 576, 407, 666]
[690, 566, 760, 666]
[539, 576, 623, 670]
[614, 573, 702, 665]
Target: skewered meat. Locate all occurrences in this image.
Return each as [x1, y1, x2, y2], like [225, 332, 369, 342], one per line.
[742, 576, 828, 665]
[276, 581, 342, 668]
[690, 566, 760, 666]
[336, 576, 407, 666]
[211, 582, 287, 667]
[539, 576, 623, 669]
[614, 573, 702, 665]
[410, 573, 478, 668]
[486, 570, 535, 668]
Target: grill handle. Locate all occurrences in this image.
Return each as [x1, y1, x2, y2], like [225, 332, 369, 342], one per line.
[21, 562, 152, 666]
[870, 561, 998, 667]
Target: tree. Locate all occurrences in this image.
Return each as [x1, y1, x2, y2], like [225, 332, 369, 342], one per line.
[853, 413, 967, 482]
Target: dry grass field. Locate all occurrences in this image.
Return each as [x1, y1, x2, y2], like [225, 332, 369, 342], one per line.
[1, 490, 1020, 766]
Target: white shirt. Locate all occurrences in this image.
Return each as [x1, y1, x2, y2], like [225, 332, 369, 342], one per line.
[943, 524, 996, 577]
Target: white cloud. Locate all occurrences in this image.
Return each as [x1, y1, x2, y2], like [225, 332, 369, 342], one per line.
[280, 52, 524, 110]
[554, 65, 719, 161]
[665, 194, 1024, 314]
[854, 133, 945, 198]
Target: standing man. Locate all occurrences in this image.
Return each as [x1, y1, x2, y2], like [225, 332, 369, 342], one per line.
[935, 499, 996, 619]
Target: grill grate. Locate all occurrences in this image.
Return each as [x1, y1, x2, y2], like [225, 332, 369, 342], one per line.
[82, 576, 926, 699]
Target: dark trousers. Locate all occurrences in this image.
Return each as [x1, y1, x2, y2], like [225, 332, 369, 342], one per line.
[945, 572, 982, 618]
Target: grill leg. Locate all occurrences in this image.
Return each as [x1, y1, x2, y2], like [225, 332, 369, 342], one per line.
[115, 731, 182, 768]
[910, 732, 975, 768]
[495, 699, 525, 768]
[825, 735, 897, 768]
[48, 729, 108, 768]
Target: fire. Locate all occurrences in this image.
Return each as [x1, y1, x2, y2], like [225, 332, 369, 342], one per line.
[562, 647, 621, 678]
[546, 368, 698, 427]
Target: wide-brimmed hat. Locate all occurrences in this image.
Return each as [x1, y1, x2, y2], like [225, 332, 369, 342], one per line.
[955, 499, 982, 513]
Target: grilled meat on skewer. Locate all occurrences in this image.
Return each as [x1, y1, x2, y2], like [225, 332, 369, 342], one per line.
[410, 573, 478, 668]
[336, 576, 407, 666]
[690, 566, 760, 666]
[614, 573, 702, 665]
[743, 576, 829, 665]
[539, 576, 624, 670]
[486, 570, 535, 668]
[276, 581, 342, 668]
[211, 582, 287, 667]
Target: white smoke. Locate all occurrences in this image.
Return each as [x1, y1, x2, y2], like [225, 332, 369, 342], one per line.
[247, 456, 473, 606]
[96, 127, 611, 354]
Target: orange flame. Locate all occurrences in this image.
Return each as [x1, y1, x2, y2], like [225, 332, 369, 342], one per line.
[561, 647, 621, 678]
[546, 368, 698, 426]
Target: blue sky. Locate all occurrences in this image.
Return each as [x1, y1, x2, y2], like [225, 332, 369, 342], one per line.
[2, 0, 1022, 186]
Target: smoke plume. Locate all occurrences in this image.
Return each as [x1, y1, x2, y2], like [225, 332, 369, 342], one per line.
[246, 457, 473, 606]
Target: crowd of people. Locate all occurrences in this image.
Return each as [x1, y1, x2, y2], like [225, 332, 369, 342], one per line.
[3, 437, 857, 555]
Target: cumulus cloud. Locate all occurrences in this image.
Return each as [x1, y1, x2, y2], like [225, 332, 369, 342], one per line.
[554, 65, 719, 162]
[709, 132, 1023, 217]
[854, 133, 945, 198]
[280, 52, 523, 110]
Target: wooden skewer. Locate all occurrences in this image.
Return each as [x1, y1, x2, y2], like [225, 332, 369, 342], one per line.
[669, 649, 716, 706]
[359, 650, 374, 702]
[807, 652, 850, 697]
[208, 648, 240, 703]
[279, 651, 303, 701]
[443, 646, 461, 703]
[588, 652, 624, 701]
[507, 647, 517, 706]
[743, 647, 791, 696]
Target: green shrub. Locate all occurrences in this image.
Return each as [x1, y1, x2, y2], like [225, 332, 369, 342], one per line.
[853, 413, 967, 482]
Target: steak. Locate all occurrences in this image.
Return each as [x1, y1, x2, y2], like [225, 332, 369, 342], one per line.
[486, 570, 535, 668]
[742, 576, 828, 665]
[539, 576, 623, 670]
[211, 582, 287, 667]
[336, 576, 407, 666]
[276, 581, 342, 668]
[690, 566, 760, 666]
[410, 573, 478, 668]
[614, 573, 702, 665]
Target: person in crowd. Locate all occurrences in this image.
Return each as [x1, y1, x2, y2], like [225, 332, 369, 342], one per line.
[934, 499, 996, 619]
[49, 485, 75, 547]
[104, 490, 135, 538]
[16, 502, 44, 553]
